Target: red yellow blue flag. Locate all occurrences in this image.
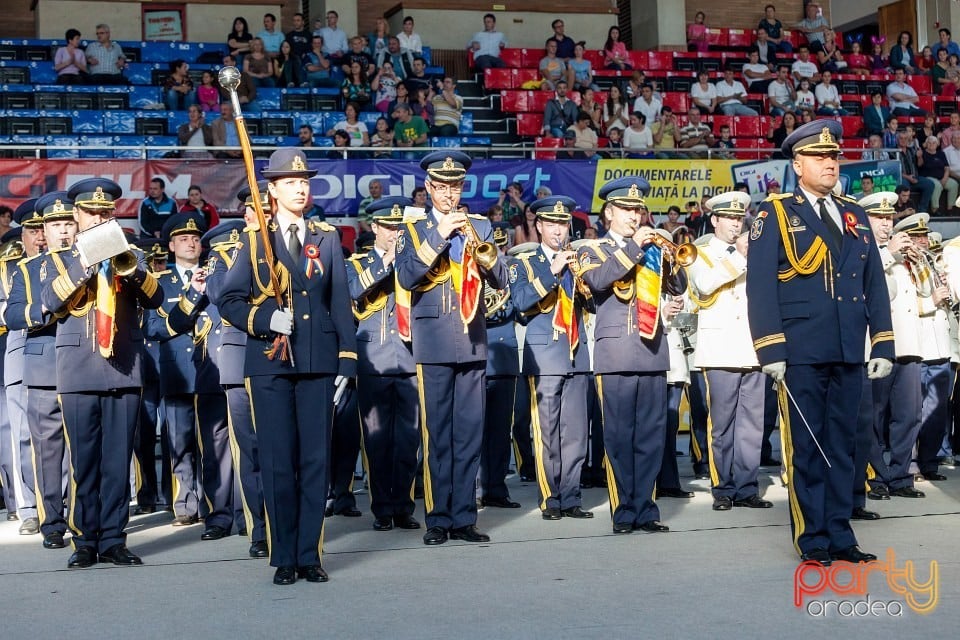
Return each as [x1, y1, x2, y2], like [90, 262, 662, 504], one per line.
[634, 244, 663, 339]
[552, 270, 579, 358]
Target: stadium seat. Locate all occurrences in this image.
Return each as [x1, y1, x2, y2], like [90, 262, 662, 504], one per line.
[499, 90, 527, 113]
[533, 136, 561, 159]
[130, 86, 161, 109]
[706, 28, 728, 49]
[336, 225, 357, 253]
[295, 112, 326, 134]
[79, 135, 115, 158]
[281, 88, 311, 112]
[35, 90, 64, 110]
[647, 51, 673, 71]
[500, 48, 523, 68]
[516, 113, 544, 136]
[459, 111, 474, 134]
[838, 116, 862, 139]
[484, 68, 513, 89]
[126, 63, 157, 85]
[103, 110, 137, 134]
[47, 135, 80, 158]
[910, 75, 932, 95]
[256, 88, 281, 110]
[528, 90, 552, 112]
[733, 115, 761, 138]
[520, 48, 542, 68]
[513, 68, 539, 88]
[727, 29, 752, 49]
[3, 88, 34, 109]
[661, 92, 688, 114]
[113, 135, 146, 159]
[72, 111, 103, 134]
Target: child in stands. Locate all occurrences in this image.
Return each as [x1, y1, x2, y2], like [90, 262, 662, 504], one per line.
[197, 70, 220, 112]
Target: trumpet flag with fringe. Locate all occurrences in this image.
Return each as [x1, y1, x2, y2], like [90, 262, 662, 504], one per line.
[449, 233, 481, 326]
[634, 244, 663, 339]
[95, 261, 117, 357]
[552, 269, 579, 357]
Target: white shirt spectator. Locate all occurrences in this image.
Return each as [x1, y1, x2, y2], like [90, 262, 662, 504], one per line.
[944, 142, 960, 174]
[742, 62, 771, 89]
[633, 95, 663, 124]
[796, 88, 816, 109]
[398, 32, 423, 55]
[886, 80, 919, 111]
[768, 78, 794, 106]
[469, 30, 507, 59]
[690, 82, 717, 110]
[791, 59, 819, 80]
[317, 26, 349, 56]
[814, 82, 840, 108]
[85, 40, 125, 76]
[623, 125, 653, 150]
[715, 78, 748, 104]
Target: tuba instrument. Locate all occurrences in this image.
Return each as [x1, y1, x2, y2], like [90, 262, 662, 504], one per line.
[484, 282, 511, 317]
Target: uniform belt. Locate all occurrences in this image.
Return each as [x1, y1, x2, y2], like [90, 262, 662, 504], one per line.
[895, 356, 922, 364]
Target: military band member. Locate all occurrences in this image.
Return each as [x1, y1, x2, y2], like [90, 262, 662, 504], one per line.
[686, 233, 712, 480]
[347, 197, 422, 531]
[203, 185, 271, 558]
[746, 120, 894, 566]
[577, 177, 683, 534]
[5, 191, 78, 548]
[480, 220, 521, 509]
[506, 242, 538, 484]
[510, 196, 593, 520]
[218, 149, 357, 585]
[395, 151, 507, 546]
[40, 178, 163, 567]
[0, 233, 21, 519]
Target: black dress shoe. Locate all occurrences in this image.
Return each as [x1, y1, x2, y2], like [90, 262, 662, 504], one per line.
[201, 525, 228, 541]
[713, 496, 733, 511]
[889, 486, 926, 498]
[561, 506, 594, 518]
[867, 485, 890, 500]
[635, 520, 669, 533]
[43, 531, 66, 549]
[171, 514, 199, 526]
[481, 496, 521, 508]
[519, 474, 536, 482]
[393, 514, 421, 529]
[800, 547, 832, 566]
[852, 507, 880, 521]
[297, 565, 329, 582]
[273, 566, 297, 585]
[99, 544, 143, 566]
[423, 527, 448, 545]
[373, 517, 394, 531]
[248, 541, 268, 558]
[921, 472, 947, 481]
[324, 506, 334, 517]
[657, 487, 694, 499]
[6, 512, 17, 522]
[450, 525, 490, 543]
[831, 545, 877, 563]
[238, 527, 248, 537]
[733, 495, 773, 508]
[18, 517, 39, 535]
[67, 546, 98, 569]
[760, 457, 781, 467]
[334, 507, 362, 517]
[541, 507, 562, 520]
[612, 522, 634, 534]
[693, 471, 710, 480]
[133, 505, 156, 515]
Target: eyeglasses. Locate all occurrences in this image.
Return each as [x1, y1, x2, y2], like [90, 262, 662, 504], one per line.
[96, 31, 108, 35]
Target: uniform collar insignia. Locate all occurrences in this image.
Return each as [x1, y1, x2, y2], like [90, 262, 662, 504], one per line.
[794, 194, 804, 204]
[269, 221, 278, 232]
[425, 220, 434, 229]
[229, 229, 239, 242]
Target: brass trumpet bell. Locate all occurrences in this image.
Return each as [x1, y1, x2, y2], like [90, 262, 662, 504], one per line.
[650, 234, 698, 267]
[462, 215, 498, 270]
[111, 251, 138, 277]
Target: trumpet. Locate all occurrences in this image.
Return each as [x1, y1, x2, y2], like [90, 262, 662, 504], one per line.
[562, 242, 593, 301]
[111, 251, 138, 277]
[648, 233, 698, 267]
[460, 210, 498, 270]
[919, 248, 954, 310]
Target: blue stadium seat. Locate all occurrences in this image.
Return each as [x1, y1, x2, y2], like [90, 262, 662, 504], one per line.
[47, 135, 80, 158]
[459, 111, 474, 134]
[113, 135, 146, 159]
[429, 136, 461, 149]
[294, 112, 326, 134]
[420, 46, 431, 66]
[425, 66, 444, 76]
[126, 63, 158, 85]
[142, 42, 174, 63]
[29, 62, 56, 84]
[322, 112, 345, 132]
[71, 111, 103, 133]
[167, 110, 189, 132]
[103, 110, 137, 134]
[358, 111, 381, 130]
[144, 135, 177, 158]
[257, 87, 281, 110]
[79, 135, 115, 158]
[460, 135, 491, 146]
[250, 135, 283, 147]
[130, 86, 161, 108]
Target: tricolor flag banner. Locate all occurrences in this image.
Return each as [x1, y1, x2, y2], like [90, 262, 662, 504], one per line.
[552, 270, 579, 358]
[449, 233, 481, 327]
[95, 261, 117, 357]
[395, 272, 411, 342]
[634, 244, 663, 339]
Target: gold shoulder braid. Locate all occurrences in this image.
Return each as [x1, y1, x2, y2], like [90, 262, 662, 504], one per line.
[772, 199, 829, 282]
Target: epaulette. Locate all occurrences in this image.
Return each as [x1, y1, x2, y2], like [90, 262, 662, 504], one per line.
[20, 252, 43, 264]
[49, 245, 72, 253]
[835, 193, 858, 204]
[515, 251, 537, 261]
[468, 213, 486, 220]
[347, 251, 369, 262]
[571, 238, 610, 250]
[763, 193, 792, 202]
[153, 269, 172, 276]
[308, 220, 335, 233]
[243, 223, 260, 232]
[403, 212, 427, 223]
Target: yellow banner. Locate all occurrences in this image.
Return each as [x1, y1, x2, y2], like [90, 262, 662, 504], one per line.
[592, 159, 739, 213]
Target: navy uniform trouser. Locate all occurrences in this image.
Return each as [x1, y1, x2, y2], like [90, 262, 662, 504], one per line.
[657, 383, 684, 491]
[917, 360, 951, 474]
[328, 385, 361, 513]
[359, 373, 420, 519]
[762, 378, 779, 461]
[60, 389, 139, 552]
[597, 373, 666, 527]
[871, 361, 921, 491]
[197, 392, 232, 529]
[26, 386, 67, 536]
[853, 370, 873, 510]
[417, 362, 485, 531]
[165, 393, 198, 518]
[134, 380, 161, 508]
[780, 363, 860, 555]
[224, 384, 265, 544]
[0, 385, 13, 510]
[704, 369, 765, 500]
[6, 382, 37, 519]
[530, 374, 588, 511]
[584, 374, 605, 482]
[687, 371, 709, 475]
[512, 375, 535, 479]
[247, 374, 334, 568]
[481, 375, 516, 501]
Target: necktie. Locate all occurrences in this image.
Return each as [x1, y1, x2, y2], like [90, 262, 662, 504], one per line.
[817, 198, 843, 247]
[287, 223, 302, 259]
[184, 269, 193, 289]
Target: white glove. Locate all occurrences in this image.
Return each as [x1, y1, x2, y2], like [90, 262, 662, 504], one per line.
[333, 375, 350, 406]
[269, 308, 294, 335]
[866, 358, 893, 380]
[762, 361, 786, 383]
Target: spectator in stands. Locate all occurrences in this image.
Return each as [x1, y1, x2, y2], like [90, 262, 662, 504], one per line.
[498, 182, 526, 224]
[541, 81, 578, 137]
[370, 117, 395, 158]
[934, 51, 960, 96]
[887, 67, 927, 116]
[797, 107, 815, 124]
[139, 177, 178, 238]
[539, 40, 567, 91]
[0, 206, 12, 237]
[882, 116, 901, 149]
[163, 60, 195, 110]
[632, 83, 663, 124]
[487, 205, 504, 223]
[368, 17, 391, 62]
[795, 78, 815, 109]
[716, 67, 758, 116]
[469, 13, 507, 71]
[767, 65, 796, 116]
[743, 49, 776, 93]
[863, 91, 891, 136]
[305, 36, 337, 88]
[624, 70, 644, 102]
[862, 134, 887, 161]
[430, 76, 463, 137]
[85, 23, 127, 85]
[297, 125, 325, 159]
[275, 40, 306, 87]
[342, 36, 376, 78]
[327, 130, 351, 159]
[893, 184, 917, 220]
[557, 130, 587, 160]
[387, 82, 412, 124]
[243, 38, 275, 87]
[228, 17, 253, 58]
[176, 105, 213, 158]
[317, 10, 349, 62]
[547, 18, 576, 59]
[651, 105, 679, 158]
[405, 58, 433, 95]
[917, 45, 936, 71]
[679, 107, 714, 158]
[796, 2, 830, 48]
[814, 71, 846, 115]
[412, 186, 429, 212]
[921, 113, 938, 143]
[410, 87, 435, 126]
[767, 111, 798, 159]
[210, 102, 242, 159]
[286, 12, 312, 58]
[180, 185, 220, 229]
[791, 46, 820, 84]
[374, 61, 400, 112]
[54, 28, 88, 85]
[327, 102, 371, 148]
[813, 31, 847, 73]
[854, 175, 875, 198]
[623, 112, 654, 158]
[580, 89, 602, 131]
[932, 28, 960, 60]
[603, 26, 631, 71]
[943, 132, 960, 180]
[687, 11, 708, 53]
[566, 111, 598, 158]
[847, 41, 871, 75]
[713, 124, 735, 158]
[690, 70, 717, 114]
[753, 29, 778, 69]
[398, 17, 423, 56]
[568, 42, 600, 93]
[871, 39, 891, 73]
[758, 4, 792, 53]
[377, 37, 414, 80]
[899, 131, 935, 212]
[604, 127, 624, 158]
[341, 61, 375, 110]
[257, 13, 284, 57]
[513, 205, 541, 245]
[940, 112, 960, 147]
[602, 84, 630, 136]
[918, 135, 958, 215]
[357, 180, 384, 232]
[197, 70, 220, 112]
[219, 54, 258, 110]
[392, 103, 428, 158]
[890, 31, 916, 73]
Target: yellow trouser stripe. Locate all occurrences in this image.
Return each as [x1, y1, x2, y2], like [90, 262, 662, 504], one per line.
[225, 399, 254, 541]
[527, 376, 552, 510]
[777, 384, 805, 555]
[686, 386, 702, 460]
[595, 375, 620, 516]
[29, 437, 45, 526]
[194, 395, 213, 514]
[415, 365, 435, 515]
[245, 377, 270, 559]
[703, 374, 720, 488]
[58, 394, 82, 547]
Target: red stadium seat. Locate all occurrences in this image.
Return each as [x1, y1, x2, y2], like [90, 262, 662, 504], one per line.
[499, 90, 527, 113]
[647, 51, 673, 71]
[583, 50, 603, 68]
[500, 48, 523, 68]
[336, 225, 357, 253]
[917, 94, 935, 114]
[534, 135, 561, 159]
[838, 116, 862, 139]
[727, 29, 752, 49]
[484, 68, 513, 89]
[734, 137, 766, 160]
[910, 74, 932, 95]
[520, 47, 543, 68]
[711, 115, 734, 133]
[733, 115, 761, 138]
[517, 113, 544, 136]
[514, 68, 540, 87]
[661, 92, 688, 114]
[706, 28, 728, 48]
[529, 90, 552, 112]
